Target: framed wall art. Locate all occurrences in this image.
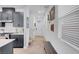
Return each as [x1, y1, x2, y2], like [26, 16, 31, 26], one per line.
[49, 6, 55, 21]
[51, 24, 54, 32]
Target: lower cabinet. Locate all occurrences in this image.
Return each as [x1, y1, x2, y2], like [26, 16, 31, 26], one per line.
[10, 35, 24, 48]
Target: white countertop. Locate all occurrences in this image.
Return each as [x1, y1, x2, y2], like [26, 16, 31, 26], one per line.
[0, 39, 15, 48]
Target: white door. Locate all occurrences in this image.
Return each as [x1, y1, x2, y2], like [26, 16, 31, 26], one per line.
[34, 21, 43, 36]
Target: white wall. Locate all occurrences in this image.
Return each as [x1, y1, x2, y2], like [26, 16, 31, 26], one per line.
[44, 5, 79, 54]
[23, 7, 30, 48]
[29, 6, 47, 38]
[29, 16, 34, 38]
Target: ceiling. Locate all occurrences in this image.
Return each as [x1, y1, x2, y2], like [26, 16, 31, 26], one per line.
[0, 5, 50, 9]
[0, 5, 50, 15]
[0, 5, 51, 20]
[29, 5, 50, 19]
[0, 5, 26, 9]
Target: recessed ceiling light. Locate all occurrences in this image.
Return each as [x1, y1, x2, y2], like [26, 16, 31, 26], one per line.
[38, 10, 44, 14]
[38, 11, 41, 14]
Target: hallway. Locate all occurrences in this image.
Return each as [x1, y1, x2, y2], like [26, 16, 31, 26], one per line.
[0, 5, 79, 54]
[13, 36, 57, 54]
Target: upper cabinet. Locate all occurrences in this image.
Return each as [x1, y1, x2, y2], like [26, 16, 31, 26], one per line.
[0, 12, 2, 20]
[2, 7, 15, 20]
[18, 12, 24, 27]
[0, 7, 24, 27]
[13, 12, 24, 27]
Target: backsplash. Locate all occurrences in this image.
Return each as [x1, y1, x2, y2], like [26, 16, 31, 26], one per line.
[14, 27, 24, 34]
[0, 22, 24, 34]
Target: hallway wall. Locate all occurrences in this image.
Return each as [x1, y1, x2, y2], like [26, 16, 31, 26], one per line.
[29, 6, 47, 38]
[44, 5, 79, 54]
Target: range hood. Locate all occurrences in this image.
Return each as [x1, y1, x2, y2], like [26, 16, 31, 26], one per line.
[0, 20, 13, 23]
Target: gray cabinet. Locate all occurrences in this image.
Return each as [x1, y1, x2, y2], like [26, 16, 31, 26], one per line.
[0, 12, 2, 20]
[2, 8, 15, 20]
[10, 35, 24, 48]
[0, 9, 24, 27]
[2, 8, 14, 20]
[2, 12, 8, 20]
[0, 42, 13, 54]
[13, 12, 23, 27]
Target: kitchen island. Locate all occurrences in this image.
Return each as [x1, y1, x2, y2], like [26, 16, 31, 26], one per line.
[0, 39, 15, 54]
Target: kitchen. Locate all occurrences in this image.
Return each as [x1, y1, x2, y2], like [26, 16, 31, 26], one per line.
[0, 6, 24, 54]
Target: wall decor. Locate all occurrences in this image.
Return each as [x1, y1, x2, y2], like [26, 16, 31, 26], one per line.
[49, 6, 55, 21]
[51, 24, 54, 32]
[48, 14, 50, 21]
[49, 6, 55, 32]
[34, 23, 36, 27]
[26, 17, 29, 28]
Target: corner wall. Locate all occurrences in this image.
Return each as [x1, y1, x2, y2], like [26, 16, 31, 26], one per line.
[24, 7, 30, 48]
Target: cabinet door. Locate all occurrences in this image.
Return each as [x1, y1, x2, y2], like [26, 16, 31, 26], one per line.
[2, 12, 8, 20]
[17, 35, 24, 48]
[10, 35, 24, 48]
[18, 12, 24, 27]
[10, 35, 17, 48]
[0, 12, 2, 20]
[13, 12, 23, 27]
[2, 8, 15, 20]
[13, 12, 19, 27]
[6, 10, 13, 20]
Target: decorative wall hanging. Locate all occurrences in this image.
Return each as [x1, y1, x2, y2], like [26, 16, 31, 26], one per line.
[49, 6, 55, 21]
[51, 24, 54, 32]
[26, 17, 29, 28]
